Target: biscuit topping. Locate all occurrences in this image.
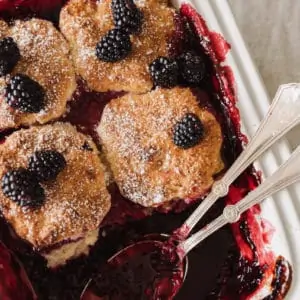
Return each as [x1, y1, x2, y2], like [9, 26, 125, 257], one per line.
[149, 57, 179, 88]
[1, 168, 45, 208]
[0, 37, 20, 76]
[0, 123, 111, 249]
[96, 28, 132, 62]
[0, 18, 76, 130]
[5, 74, 45, 113]
[111, 0, 144, 33]
[98, 87, 224, 208]
[60, 0, 176, 93]
[28, 150, 66, 182]
[173, 113, 204, 149]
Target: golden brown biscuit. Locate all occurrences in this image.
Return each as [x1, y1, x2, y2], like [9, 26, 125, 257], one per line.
[59, 0, 176, 93]
[97, 87, 224, 208]
[0, 18, 76, 130]
[0, 123, 111, 267]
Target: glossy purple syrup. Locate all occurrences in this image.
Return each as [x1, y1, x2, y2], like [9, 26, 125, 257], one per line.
[82, 240, 184, 300]
[0, 240, 36, 300]
[0, 2, 292, 300]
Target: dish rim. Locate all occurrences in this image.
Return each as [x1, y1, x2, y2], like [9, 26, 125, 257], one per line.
[172, 1, 300, 299]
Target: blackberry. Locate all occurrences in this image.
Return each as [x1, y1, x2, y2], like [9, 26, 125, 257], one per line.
[28, 150, 66, 182]
[1, 168, 45, 208]
[0, 37, 20, 76]
[177, 51, 206, 85]
[149, 57, 179, 88]
[96, 29, 132, 62]
[5, 74, 45, 113]
[173, 113, 204, 149]
[111, 0, 143, 33]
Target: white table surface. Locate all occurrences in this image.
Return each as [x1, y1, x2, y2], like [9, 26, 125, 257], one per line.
[228, 0, 300, 149]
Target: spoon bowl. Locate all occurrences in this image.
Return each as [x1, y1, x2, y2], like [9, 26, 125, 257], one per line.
[81, 234, 188, 300]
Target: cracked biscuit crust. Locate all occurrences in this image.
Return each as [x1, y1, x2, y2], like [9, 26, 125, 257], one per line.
[0, 123, 111, 250]
[98, 87, 224, 208]
[60, 0, 176, 93]
[0, 18, 76, 130]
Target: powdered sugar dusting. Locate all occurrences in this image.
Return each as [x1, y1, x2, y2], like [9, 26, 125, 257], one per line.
[0, 18, 76, 130]
[134, 0, 147, 7]
[98, 87, 224, 208]
[0, 123, 111, 250]
[60, 0, 176, 93]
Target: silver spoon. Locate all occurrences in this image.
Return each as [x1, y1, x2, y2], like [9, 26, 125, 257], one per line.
[178, 143, 300, 257]
[177, 83, 300, 240]
[81, 83, 300, 299]
[81, 145, 300, 299]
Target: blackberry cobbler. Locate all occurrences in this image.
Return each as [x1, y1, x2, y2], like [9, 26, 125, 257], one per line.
[0, 0, 292, 299]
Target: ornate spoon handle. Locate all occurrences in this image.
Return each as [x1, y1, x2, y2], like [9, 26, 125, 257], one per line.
[179, 145, 300, 256]
[180, 83, 300, 238]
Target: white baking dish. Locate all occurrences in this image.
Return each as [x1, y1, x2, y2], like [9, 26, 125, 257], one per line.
[171, 0, 300, 299]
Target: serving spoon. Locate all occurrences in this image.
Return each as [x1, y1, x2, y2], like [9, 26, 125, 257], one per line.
[81, 145, 300, 299]
[81, 83, 300, 299]
[178, 82, 300, 240]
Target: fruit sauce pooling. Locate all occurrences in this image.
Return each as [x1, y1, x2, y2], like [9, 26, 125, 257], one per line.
[81, 240, 184, 300]
[0, 241, 36, 300]
[0, 1, 292, 300]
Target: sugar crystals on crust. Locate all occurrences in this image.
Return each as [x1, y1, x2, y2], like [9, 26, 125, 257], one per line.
[97, 87, 224, 208]
[60, 0, 176, 93]
[0, 18, 76, 130]
[0, 123, 111, 267]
